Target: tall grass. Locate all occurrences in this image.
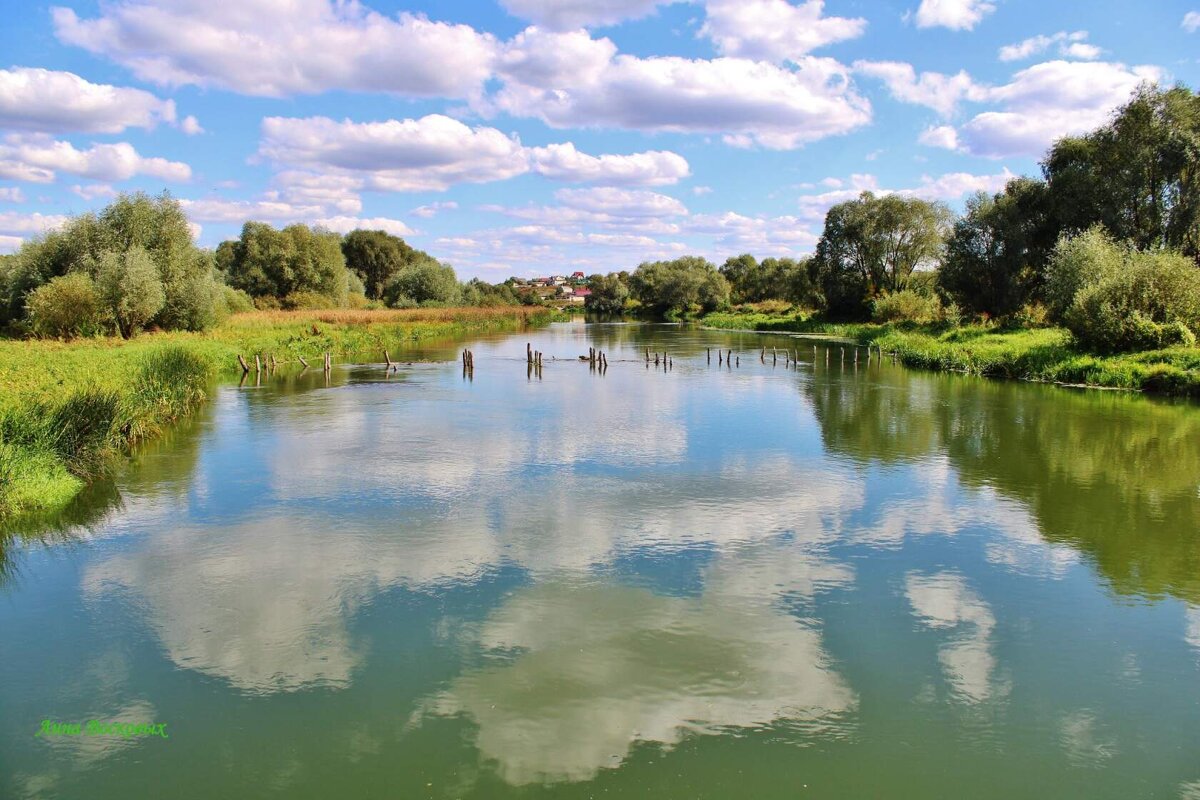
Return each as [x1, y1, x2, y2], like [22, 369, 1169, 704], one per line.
[0, 306, 550, 521]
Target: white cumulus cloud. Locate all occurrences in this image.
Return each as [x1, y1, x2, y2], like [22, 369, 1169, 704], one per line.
[998, 31, 1098, 62]
[53, 1, 498, 99]
[700, 0, 866, 62]
[853, 60, 985, 116]
[490, 28, 871, 149]
[0, 134, 191, 184]
[1183, 11, 1200, 32]
[529, 142, 690, 185]
[0, 67, 176, 134]
[499, 0, 670, 31]
[913, 0, 996, 31]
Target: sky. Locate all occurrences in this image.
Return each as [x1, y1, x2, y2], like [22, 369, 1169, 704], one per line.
[1, 0, 1198, 279]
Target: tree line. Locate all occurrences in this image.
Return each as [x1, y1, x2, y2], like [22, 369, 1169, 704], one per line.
[0, 197, 527, 339]
[585, 83, 1200, 353]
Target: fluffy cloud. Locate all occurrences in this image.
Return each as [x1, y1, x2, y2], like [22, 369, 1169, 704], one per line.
[918, 124, 960, 150]
[0, 211, 70, 252]
[308, 216, 415, 236]
[529, 143, 690, 185]
[179, 197, 328, 223]
[686, 211, 819, 255]
[259, 114, 528, 192]
[0, 187, 24, 202]
[796, 169, 1014, 220]
[71, 183, 118, 201]
[958, 60, 1163, 157]
[555, 186, 689, 217]
[0, 134, 191, 183]
[259, 115, 691, 192]
[1184, 12, 1200, 33]
[53, 1, 498, 99]
[853, 60, 984, 116]
[700, 0, 866, 61]
[0, 67, 178, 135]
[492, 29, 872, 149]
[498, 0, 669, 31]
[998, 31, 1098, 62]
[913, 0, 995, 31]
[180, 115, 204, 135]
[410, 201, 459, 219]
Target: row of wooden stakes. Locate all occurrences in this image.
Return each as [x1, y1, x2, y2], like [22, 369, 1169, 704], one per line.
[237, 352, 330, 374]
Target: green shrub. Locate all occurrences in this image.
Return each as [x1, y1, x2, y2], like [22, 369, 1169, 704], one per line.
[871, 290, 942, 323]
[1066, 251, 1200, 352]
[25, 273, 105, 338]
[95, 247, 166, 338]
[1044, 227, 1123, 320]
[283, 291, 338, 310]
[219, 285, 254, 314]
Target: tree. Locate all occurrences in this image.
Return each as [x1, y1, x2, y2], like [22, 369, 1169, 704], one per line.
[461, 278, 518, 306]
[383, 256, 461, 306]
[584, 273, 629, 314]
[95, 247, 165, 338]
[1044, 83, 1200, 257]
[812, 192, 951, 318]
[940, 178, 1054, 317]
[2, 192, 215, 330]
[719, 254, 758, 303]
[629, 257, 729, 317]
[222, 222, 349, 305]
[341, 229, 418, 300]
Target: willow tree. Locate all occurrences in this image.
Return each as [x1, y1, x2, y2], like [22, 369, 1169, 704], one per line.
[812, 192, 951, 317]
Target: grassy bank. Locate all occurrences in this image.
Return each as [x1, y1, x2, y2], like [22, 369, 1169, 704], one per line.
[701, 310, 1200, 396]
[0, 307, 549, 521]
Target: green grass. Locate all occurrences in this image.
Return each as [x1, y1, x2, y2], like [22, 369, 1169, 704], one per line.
[0, 307, 549, 522]
[701, 310, 1200, 396]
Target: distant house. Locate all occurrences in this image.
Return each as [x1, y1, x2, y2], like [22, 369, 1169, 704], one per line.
[574, 288, 592, 298]
[571, 271, 586, 280]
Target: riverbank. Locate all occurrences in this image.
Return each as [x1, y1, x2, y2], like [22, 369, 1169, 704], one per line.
[0, 307, 550, 522]
[701, 310, 1200, 396]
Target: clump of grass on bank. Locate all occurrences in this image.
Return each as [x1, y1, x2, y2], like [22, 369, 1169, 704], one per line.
[0, 307, 549, 521]
[701, 310, 1200, 396]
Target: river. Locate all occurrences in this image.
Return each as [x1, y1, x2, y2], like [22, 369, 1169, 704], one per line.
[2, 321, 1199, 798]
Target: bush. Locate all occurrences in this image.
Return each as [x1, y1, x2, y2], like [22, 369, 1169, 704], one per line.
[1044, 227, 1123, 320]
[871, 290, 942, 323]
[383, 258, 461, 307]
[94, 247, 165, 338]
[283, 291, 338, 310]
[219, 285, 254, 314]
[1065, 251, 1200, 352]
[25, 273, 105, 338]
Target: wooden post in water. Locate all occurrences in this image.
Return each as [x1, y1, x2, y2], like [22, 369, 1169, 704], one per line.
[384, 349, 392, 369]
[718, 350, 723, 365]
[527, 343, 533, 365]
[727, 350, 732, 367]
[707, 347, 711, 365]
[772, 347, 777, 366]
[298, 355, 309, 369]
[237, 354, 250, 374]
[255, 354, 262, 374]
[736, 355, 740, 368]
[760, 347, 765, 363]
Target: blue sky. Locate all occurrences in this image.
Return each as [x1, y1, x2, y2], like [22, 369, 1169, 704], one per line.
[1, 0, 1198, 278]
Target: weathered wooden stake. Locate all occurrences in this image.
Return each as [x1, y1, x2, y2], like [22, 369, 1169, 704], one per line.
[237, 354, 250, 374]
[527, 343, 533, 364]
[760, 347, 765, 363]
[736, 356, 740, 367]
[707, 347, 711, 364]
[255, 354, 262, 373]
[772, 347, 777, 366]
[384, 349, 392, 368]
[718, 350, 723, 365]
[298, 355, 309, 368]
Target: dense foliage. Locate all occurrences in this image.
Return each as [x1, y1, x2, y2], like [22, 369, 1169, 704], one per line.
[629, 257, 730, 317]
[812, 192, 952, 318]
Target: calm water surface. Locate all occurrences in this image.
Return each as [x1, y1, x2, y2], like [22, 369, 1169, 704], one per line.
[2, 322, 1200, 798]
